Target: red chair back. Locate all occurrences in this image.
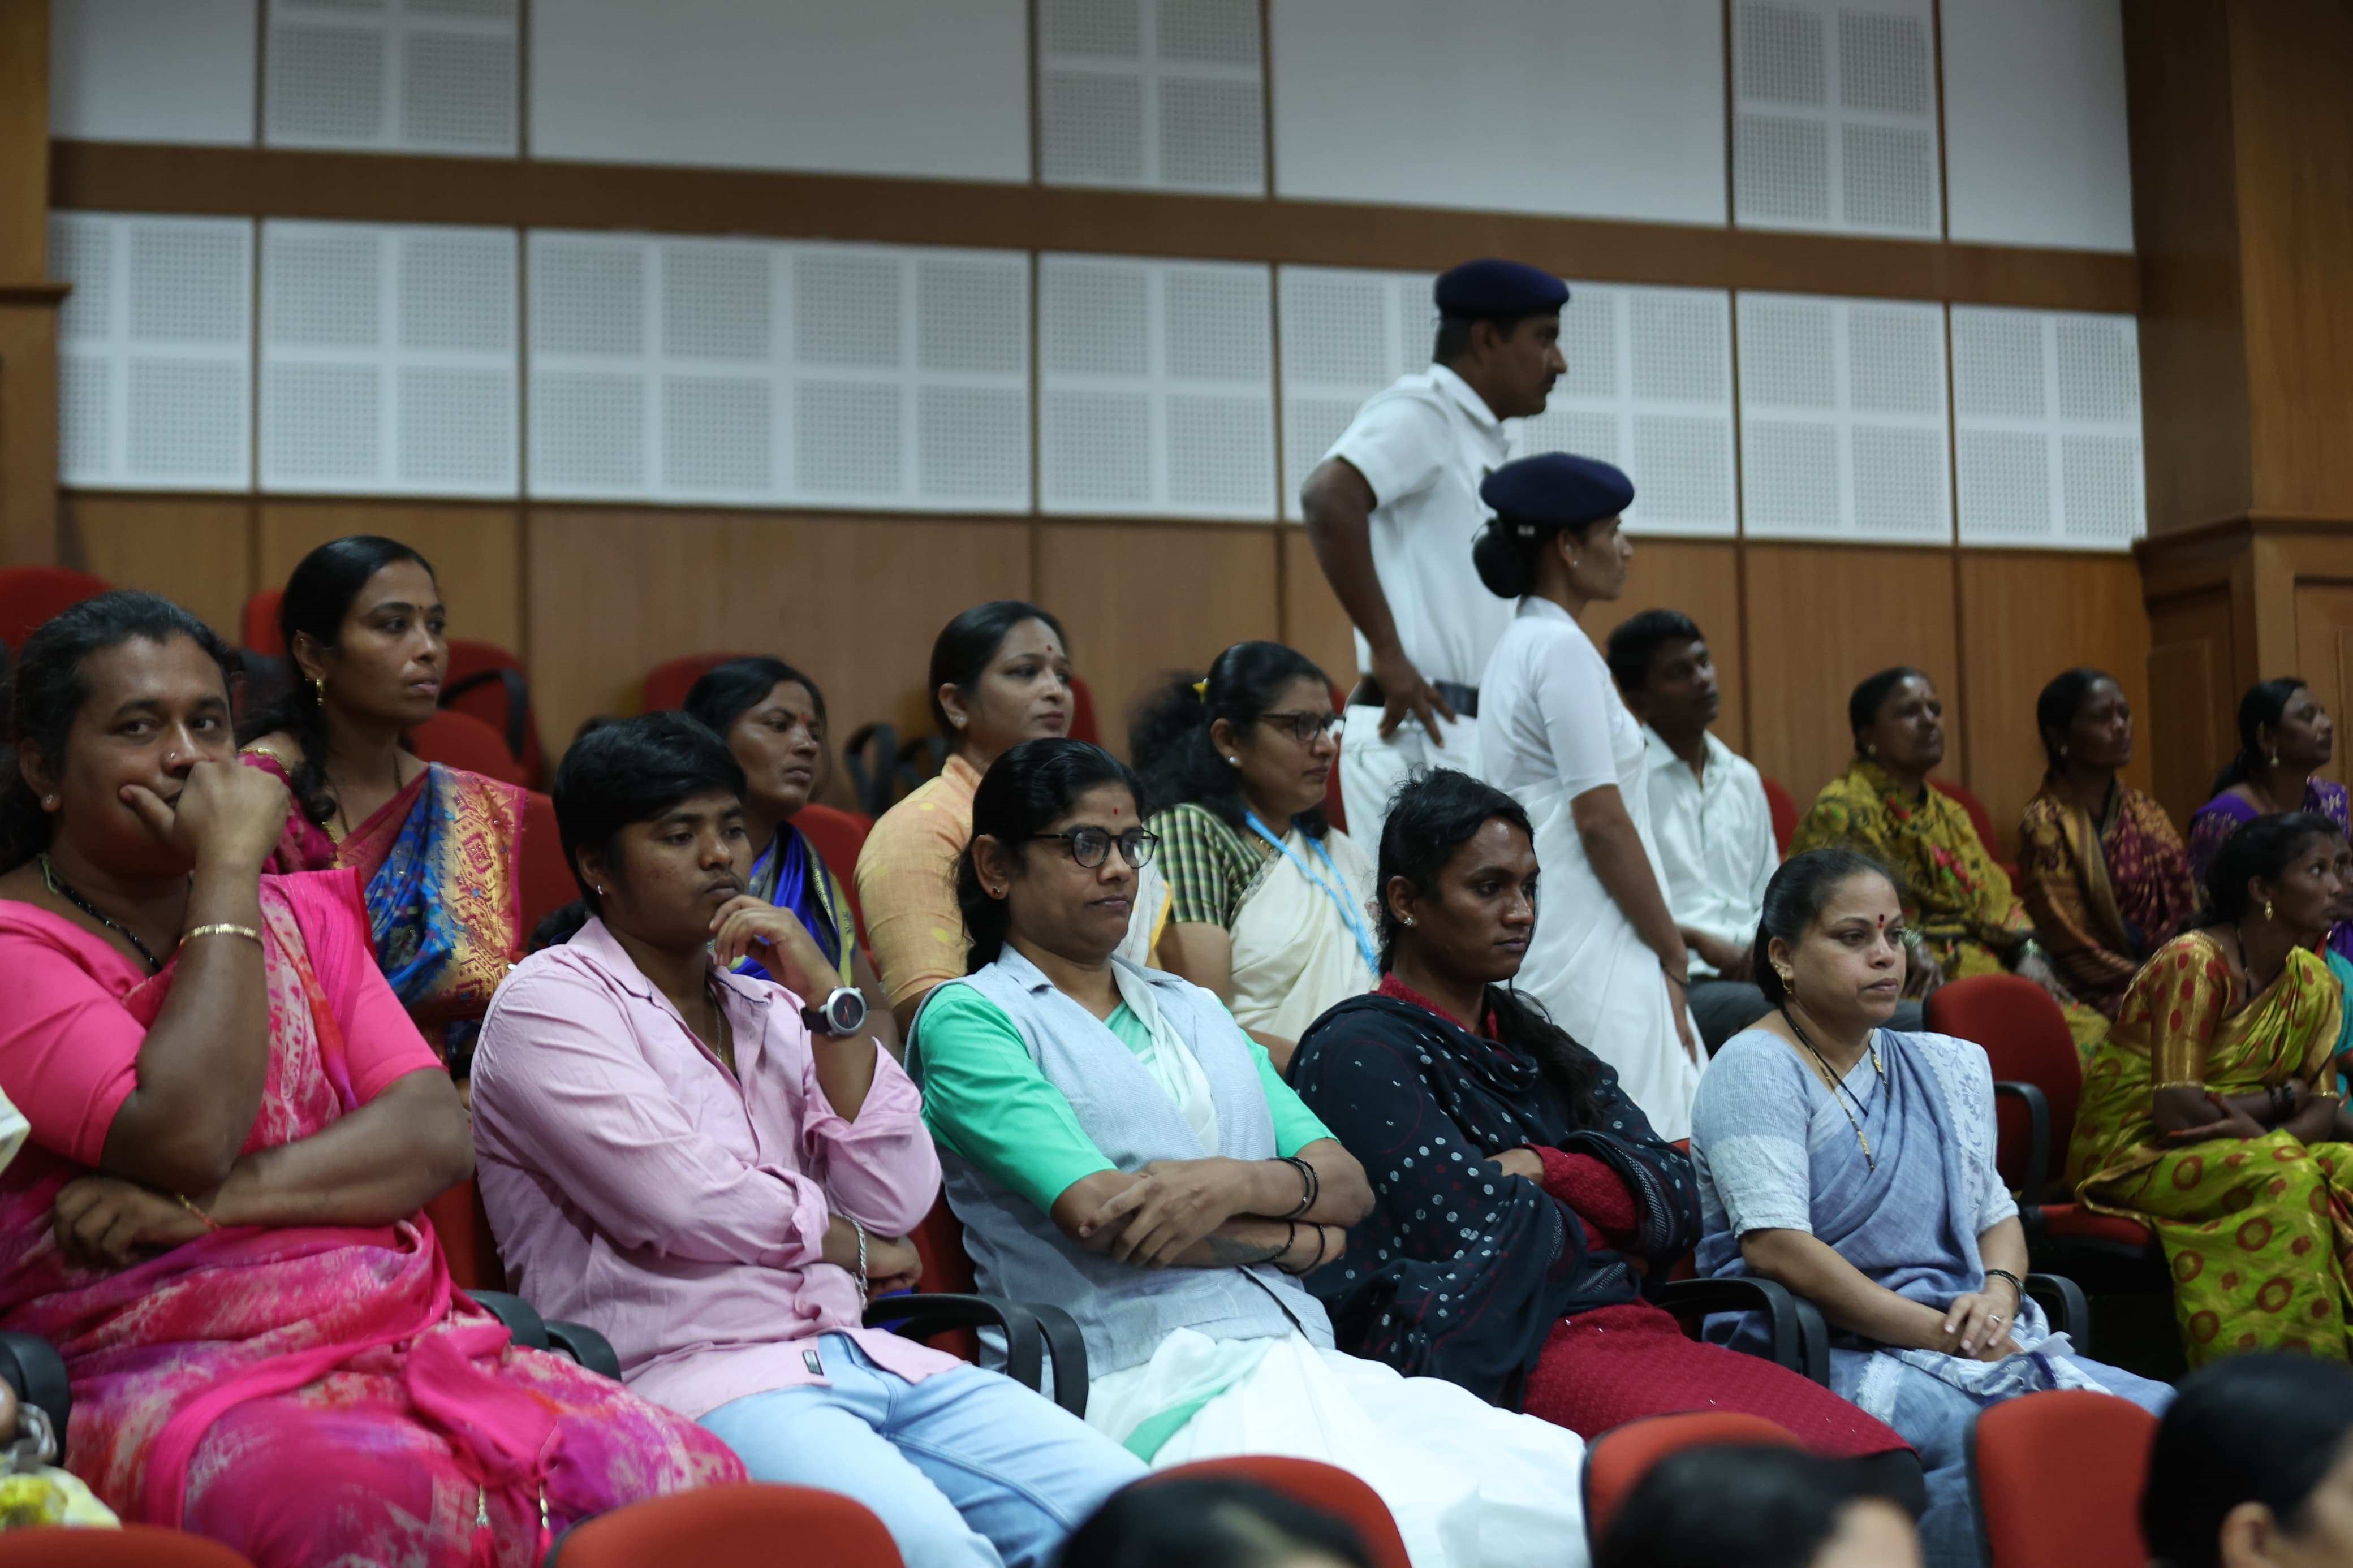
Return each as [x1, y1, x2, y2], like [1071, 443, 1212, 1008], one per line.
[546, 1484, 903, 1568]
[0, 566, 111, 651]
[241, 588, 285, 656]
[908, 1198, 980, 1361]
[1068, 673, 1098, 745]
[442, 638, 546, 787]
[1761, 775, 1799, 857]
[642, 653, 753, 714]
[424, 1177, 505, 1294]
[407, 709, 531, 787]
[1931, 777, 2014, 876]
[1582, 1411, 1802, 1548]
[1925, 974, 2083, 1193]
[516, 789, 576, 938]
[795, 804, 874, 947]
[0, 1528, 256, 1565]
[1970, 1390, 2156, 1568]
[1147, 1457, 1413, 1568]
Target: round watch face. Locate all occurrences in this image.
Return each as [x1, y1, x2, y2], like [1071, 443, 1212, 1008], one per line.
[809, 987, 868, 1036]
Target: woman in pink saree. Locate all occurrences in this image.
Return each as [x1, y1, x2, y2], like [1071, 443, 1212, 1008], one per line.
[0, 593, 742, 1566]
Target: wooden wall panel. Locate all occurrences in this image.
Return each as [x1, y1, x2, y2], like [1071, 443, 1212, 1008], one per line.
[1277, 526, 1357, 697]
[1580, 538, 1747, 757]
[61, 492, 253, 638]
[1037, 522, 1282, 758]
[1740, 544, 1960, 807]
[1, 299, 64, 566]
[259, 502, 524, 655]
[524, 508, 1032, 754]
[0, 1, 48, 283]
[2146, 588, 2236, 826]
[1956, 554, 2154, 861]
[2293, 582, 2353, 785]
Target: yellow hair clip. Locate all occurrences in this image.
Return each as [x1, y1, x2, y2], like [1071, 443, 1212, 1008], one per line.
[1192, 679, 1209, 699]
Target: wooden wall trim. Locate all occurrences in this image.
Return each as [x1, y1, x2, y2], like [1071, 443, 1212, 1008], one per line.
[49, 140, 2139, 313]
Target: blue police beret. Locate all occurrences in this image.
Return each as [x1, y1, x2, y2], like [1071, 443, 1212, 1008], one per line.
[1479, 452, 1635, 529]
[1433, 259, 1570, 319]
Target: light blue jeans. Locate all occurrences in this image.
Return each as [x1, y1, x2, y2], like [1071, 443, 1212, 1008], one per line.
[698, 1335, 1144, 1568]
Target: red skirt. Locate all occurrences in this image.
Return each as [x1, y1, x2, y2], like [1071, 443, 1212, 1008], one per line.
[1520, 1303, 1908, 1457]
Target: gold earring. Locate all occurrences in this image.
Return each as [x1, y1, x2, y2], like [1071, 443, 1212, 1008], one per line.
[2269, 750, 2280, 768]
[312, 675, 326, 701]
[2264, 897, 2276, 921]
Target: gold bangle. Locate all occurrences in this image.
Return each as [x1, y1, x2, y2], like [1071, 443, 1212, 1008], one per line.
[183, 923, 262, 947]
[175, 1193, 221, 1232]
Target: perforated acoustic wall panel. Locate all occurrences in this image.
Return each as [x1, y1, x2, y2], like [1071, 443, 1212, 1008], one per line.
[260, 220, 518, 495]
[528, 234, 1029, 510]
[1041, 254, 1275, 519]
[265, 0, 518, 155]
[1517, 283, 1737, 538]
[1950, 306, 2143, 550]
[1732, 0, 1941, 237]
[1738, 291, 1949, 543]
[49, 211, 253, 491]
[1274, 266, 1434, 521]
[1038, 0, 1266, 194]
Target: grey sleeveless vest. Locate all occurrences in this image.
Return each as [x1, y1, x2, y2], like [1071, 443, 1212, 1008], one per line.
[911, 949, 1333, 1379]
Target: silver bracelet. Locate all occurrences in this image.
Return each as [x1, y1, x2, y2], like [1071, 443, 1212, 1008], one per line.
[851, 1216, 870, 1304]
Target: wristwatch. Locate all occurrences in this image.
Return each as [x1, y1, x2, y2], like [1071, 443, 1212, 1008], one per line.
[802, 987, 869, 1038]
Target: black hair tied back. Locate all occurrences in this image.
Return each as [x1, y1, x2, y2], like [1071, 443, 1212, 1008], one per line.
[955, 738, 1140, 973]
[1128, 640, 1331, 836]
[1749, 848, 1899, 1007]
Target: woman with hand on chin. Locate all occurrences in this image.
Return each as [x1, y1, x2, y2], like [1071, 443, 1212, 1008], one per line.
[473, 714, 1141, 1568]
[1290, 770, 1914, 1470]
[241, 535, 528, 1087]
[1131, 641, 1376, 1077]
[684, 656, 898, 1057]
[1690, 849, 2169, 1568]
[0, 594, 739, 1564]
[1793, 668, 2109, 1061]
[911, 738, 1591, 1568]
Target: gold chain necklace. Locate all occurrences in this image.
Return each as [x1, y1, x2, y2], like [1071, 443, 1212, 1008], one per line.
[1784, 1008, 1884, 1170]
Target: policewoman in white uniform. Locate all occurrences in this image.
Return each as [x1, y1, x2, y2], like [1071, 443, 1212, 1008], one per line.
[1472, 453, 1705, 1141]
[1299, 260, 1568, 852]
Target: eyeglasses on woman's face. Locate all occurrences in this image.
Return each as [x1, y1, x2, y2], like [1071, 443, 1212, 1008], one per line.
[1036, 826, 1160, 870]
[1259, 710, 1344, 746]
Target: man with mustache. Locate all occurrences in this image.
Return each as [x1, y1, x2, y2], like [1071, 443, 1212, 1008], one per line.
[470, 714, 1143, 1568]
[1299, 258, 1570, 851]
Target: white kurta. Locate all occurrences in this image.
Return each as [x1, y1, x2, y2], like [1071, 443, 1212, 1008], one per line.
[1476, 597, 1704, 1140]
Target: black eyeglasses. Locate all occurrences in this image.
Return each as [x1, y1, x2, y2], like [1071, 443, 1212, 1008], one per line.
[1259, 711, 1346, 746]
[1036, 827, 1160, 869]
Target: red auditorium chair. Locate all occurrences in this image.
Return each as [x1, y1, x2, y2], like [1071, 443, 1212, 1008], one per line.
[641, 652, 754, 714]
[240, 588, 284, 655]
[516, 790, 576, 936]
[1068, 673, 1098, 745]
[1930, 777, 2018, 881]
[0, 1527, 256, 1566]
[1581, 1411, 1802, 1547]
[1147, 1457, 1411, 1568]
[1761, 775, 1799, 857]
[407, 708, 531, 787]
[546, 1484, 902, 1568]
[0, 565, 111, 651]
[1924, 975, 2167, 1299]
[424, 1176, 506, 1295]
[796, 802, 874, 945]
[441, 638, 547, 787]
[1970, 1390, 2157, 1568]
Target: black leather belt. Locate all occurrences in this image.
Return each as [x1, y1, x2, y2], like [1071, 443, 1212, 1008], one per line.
[1348, 677, 1479, 720]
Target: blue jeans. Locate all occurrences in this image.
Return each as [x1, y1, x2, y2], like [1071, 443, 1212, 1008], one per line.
[699, 1336, 1144, 1568]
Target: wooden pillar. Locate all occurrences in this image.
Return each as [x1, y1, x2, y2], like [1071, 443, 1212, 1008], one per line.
[2127, 0, 2353, 820]
[0, 0, 62, 568]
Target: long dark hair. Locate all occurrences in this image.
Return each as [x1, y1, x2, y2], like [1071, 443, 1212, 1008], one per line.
[682, 656, 829, 738]
[928, 600, 1068, 740]
[1847, 666, 1926, 748]
[237, 534, 437, 828]
[1129, 640, 1331, 836]
[3, 591, 236, 871]
[1057, 1476, 1373, 1568]
[2034, 666, 2113, 776]
[2212, 677, 2309, 795]
[1375, 767, 1604, 1126]
[2197, 810, 2345, 927]
[956, 738, 1141, 973]
[2142, 1354, 2353, 1568]
[1750, 849, 1900, 1007]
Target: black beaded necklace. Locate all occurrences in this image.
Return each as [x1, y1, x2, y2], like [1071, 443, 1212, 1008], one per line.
[38, 854, 164, 974]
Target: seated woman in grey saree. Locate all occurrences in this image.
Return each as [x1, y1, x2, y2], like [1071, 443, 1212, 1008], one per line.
[1688, 849, 2170, 1568]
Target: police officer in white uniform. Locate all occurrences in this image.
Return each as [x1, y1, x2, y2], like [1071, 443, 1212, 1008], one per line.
[1299, 260, 1568, 851]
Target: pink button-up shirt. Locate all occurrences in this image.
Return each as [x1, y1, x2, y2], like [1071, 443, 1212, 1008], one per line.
[471, 918, 960, 1419]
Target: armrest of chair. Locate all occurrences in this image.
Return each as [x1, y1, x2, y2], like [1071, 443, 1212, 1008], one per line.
[1027, 1302, 1092, 1418]
[469, 1290, 550, 1351]
[543, 1320, 623, 1380]
[1653, 1276, 1830, 1385]
[1993, 1079, 2052, 1202]
[0, 1332, 72, 1463]
[2024, 1272, 2091, 1343]
[865, 1293, 1054, 1406]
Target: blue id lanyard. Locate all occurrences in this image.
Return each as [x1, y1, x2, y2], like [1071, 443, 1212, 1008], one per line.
[1243, 811, 1380, 978]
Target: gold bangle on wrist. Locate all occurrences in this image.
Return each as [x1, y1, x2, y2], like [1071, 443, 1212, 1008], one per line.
[175, 1193, 221, 1232]
[184, 923, 263, 948]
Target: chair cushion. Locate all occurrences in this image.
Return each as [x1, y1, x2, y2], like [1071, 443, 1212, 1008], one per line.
[2035, 1204, 2157, 1251]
